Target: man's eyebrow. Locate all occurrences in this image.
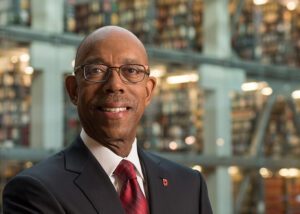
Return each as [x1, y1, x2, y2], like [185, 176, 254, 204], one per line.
[84, 57, 105, 64]
[122, 58, 140, 64]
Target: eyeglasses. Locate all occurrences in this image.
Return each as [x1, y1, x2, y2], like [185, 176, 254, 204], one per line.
[74, 64, 150, 84]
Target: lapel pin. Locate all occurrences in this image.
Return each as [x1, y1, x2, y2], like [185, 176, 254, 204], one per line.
[162, 178, 168, 187]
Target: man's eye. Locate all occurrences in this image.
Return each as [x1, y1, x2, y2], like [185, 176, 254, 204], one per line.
[127, 68, 139, 74]
[90, 68, 101, 74]
[88, 66, 106, 75]
[123, 66, 142, 75]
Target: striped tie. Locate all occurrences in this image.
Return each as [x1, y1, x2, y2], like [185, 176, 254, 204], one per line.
[114, 159, 149, 214]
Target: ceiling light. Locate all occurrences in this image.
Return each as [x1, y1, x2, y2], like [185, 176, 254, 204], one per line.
[286, 1, 298, 10]
[169, 141, 178, 150]
[259, 168, 273, 178]
[228, 166, 239, 176]
[150, 65, 166, 78]
[261, 87, 273, 96]
[253, 0, 269, 5]
[281, 0, 299, 10]
[185, 136, 196, 145]
[241, 82, 259, 92]
[166, 73, 198, 84]
[292, 90, 300, 99]
[279, 168, 300, 178]
[289, 168, 300, 177]
[24, 66, 34, 75]
[20, 54, 30, 62]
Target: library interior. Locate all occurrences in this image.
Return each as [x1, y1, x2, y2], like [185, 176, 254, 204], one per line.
[1, 0, 300, 213]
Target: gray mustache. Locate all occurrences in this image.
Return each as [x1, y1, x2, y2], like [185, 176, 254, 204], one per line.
[93, 94, 133, 105]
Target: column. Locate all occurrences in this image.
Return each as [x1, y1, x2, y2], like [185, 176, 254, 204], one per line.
[30, 0, 76, 149]
[30, 43, 75, 149]
[31, 0, 64, 33]
[201, 66, 244, 214]
[201, 0, 245, 213]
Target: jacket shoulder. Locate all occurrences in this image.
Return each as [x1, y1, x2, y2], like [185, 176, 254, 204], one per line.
[2, 154, 66, 213]
[143, 151, 203, 182]
[18, 151, 66, 179]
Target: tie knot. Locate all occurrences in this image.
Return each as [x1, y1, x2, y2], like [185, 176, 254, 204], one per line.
[114, 159, 137, 182]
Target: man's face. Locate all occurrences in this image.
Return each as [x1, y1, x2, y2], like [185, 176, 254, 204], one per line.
[67, 30, 156, 154]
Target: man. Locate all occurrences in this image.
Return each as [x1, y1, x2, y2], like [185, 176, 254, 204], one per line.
[3, 26, 212, 214]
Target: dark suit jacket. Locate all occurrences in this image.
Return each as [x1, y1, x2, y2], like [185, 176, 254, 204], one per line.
[3, 137, 213, 214]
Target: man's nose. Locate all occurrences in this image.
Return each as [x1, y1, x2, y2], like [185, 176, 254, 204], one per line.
[102, 68, 125, 93]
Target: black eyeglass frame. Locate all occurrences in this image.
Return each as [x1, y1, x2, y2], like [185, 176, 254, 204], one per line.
[74, 64, 150, 84]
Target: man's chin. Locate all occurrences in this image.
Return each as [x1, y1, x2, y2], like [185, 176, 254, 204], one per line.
[94, 131, 133, 143]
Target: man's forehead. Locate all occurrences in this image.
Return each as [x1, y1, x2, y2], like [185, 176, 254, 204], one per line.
[79, 34, 134, 53]
[86, 27, 138, 45]
[76, 31, 147, 65]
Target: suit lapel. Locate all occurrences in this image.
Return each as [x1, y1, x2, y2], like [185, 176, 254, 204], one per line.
[64, 137, 172, 214]
[64, 137, 124, 214]
[138, 148, 171, 214]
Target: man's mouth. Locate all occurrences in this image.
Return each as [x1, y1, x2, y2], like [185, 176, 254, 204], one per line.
[100, 107, 128, 112]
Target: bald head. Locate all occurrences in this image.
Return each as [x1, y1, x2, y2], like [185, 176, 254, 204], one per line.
[75, 26, 148, 67]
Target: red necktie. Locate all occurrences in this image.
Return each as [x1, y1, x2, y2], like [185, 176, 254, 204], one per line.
[114, 159, 149, 214]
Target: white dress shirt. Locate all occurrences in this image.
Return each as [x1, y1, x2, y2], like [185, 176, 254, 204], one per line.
[80, 129, 146, 196]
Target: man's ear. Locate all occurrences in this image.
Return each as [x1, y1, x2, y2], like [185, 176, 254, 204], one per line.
[145, 76, 157, 106]
[65, 75, 79, 105]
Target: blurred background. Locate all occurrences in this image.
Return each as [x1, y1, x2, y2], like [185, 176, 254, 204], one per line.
[1, 0, 300, 213]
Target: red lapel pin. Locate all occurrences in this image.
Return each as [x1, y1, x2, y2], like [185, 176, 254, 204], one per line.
[162, 178, 168, 187]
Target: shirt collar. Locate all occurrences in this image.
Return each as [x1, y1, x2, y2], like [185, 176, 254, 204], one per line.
[80, 129, 144, 180]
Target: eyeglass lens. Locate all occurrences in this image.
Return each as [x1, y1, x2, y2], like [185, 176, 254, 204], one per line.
[84, 64, 147, 83]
